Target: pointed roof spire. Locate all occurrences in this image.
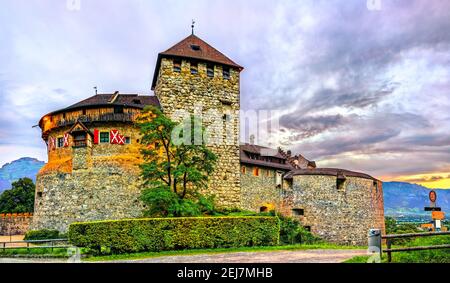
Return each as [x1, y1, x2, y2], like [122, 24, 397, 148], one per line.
[191, 19, 195, 35]
[151, 33, 244, 89]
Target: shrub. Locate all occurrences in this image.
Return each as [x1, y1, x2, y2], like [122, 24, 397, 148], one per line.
[68, 216, 280, 254]
[24, 229, 61, 241]
[278, 214, 321, 245]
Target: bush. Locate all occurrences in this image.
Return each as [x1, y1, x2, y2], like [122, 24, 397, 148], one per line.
[278, 214, 321, 245]
[68, 216, 280, 254]
[24, 229, 62, 241]
[140, 187, 217, 217]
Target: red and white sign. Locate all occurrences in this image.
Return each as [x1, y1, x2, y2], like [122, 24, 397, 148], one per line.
[117, 135, 126, 145]
[48, 137, 56, 151]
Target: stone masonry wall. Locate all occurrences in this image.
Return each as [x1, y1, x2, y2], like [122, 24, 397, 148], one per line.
[240, 165, 286, 212]
[154, 58, 241, 208]
[285, 175, 385, 245]
[31, 123, 146, 232]
[0, 213, 33, 236]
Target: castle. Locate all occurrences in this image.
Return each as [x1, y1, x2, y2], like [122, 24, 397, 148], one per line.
[31, 34, 385, 245]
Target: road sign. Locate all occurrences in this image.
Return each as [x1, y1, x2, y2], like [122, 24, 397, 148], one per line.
[429, 190, 437, 202]
[432, 211, 445, 220]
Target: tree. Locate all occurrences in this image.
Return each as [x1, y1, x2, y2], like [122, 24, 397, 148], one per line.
[0, 178, 35, 213]
[136, 106, 217, 217]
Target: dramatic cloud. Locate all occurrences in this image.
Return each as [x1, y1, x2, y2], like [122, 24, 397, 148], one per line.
[0, 0, 449, 187]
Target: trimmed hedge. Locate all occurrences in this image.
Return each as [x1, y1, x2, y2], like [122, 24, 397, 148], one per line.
[68, 216, 280, 254]
[24, 229, 61, 241]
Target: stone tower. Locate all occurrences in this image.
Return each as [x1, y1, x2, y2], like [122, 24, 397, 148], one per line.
[151, 34, 244, 208]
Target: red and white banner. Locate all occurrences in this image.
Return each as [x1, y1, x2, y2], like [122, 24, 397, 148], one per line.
[117, 134, 125, 145]
[63, 133, 70, 147]
[48, 137, 56, 151]
[110, 129, 121, 145]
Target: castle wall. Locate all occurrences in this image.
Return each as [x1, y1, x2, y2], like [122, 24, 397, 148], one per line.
[240, 165, 285, 212]
[0, 213, 33, 236]
[285, 175, 385, 245]
[154, 58, 241, 208]
[31, 123, 146, 232]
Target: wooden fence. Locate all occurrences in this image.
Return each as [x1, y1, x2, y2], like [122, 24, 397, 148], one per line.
[382, 231, 450, 262]
[0, 238, 69, 252]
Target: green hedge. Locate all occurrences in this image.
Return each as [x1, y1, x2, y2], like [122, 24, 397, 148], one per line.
[24, 229, 61, 241]
[68, 216, 280, 254]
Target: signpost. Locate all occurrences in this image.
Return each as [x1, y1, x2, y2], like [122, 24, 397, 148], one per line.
[423, 190, 446, 232]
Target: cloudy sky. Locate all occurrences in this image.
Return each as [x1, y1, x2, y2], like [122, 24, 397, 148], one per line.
[0, 0, 449, 188]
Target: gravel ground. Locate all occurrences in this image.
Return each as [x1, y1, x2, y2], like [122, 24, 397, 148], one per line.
[0, 249, 367, 263]
[103, 249, 367, 263]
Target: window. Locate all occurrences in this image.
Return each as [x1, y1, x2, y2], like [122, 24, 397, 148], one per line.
[82, 109, 86, 115]
[276, 172, 283, 186]
[73, 133, 87, 148]
[260, 206, 268, 213]
[253, 167, 260, 177]
[37, 192, 43, 198]
[173, 59, 181, 72]
[304, 226, 311, 232]
[337, 174, 346, 191]
[57, 137, 64, 148]
[223, 67, 230, 80]
[241, 166, 246, 174]
[292, 208, 304, 216]
[207, 64, 214, 78]
[190, 61, 198, 75]
[266, 170, 271, 177]
[100, 132, 109, 143]
[132, 99, 141, 105]
[190, 44, 201, 51]
[125, 137, 131, 144]
[114, 106, 124, 114]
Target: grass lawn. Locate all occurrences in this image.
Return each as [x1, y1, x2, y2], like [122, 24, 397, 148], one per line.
[84, 243, 365, 262]
[0, 247, 70, 258]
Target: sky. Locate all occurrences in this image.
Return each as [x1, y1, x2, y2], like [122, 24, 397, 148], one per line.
[0, 0, 449, 188]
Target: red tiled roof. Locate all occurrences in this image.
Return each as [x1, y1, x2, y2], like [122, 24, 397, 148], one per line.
[151, 34, 243, 89]
[161, 34, 243, 69]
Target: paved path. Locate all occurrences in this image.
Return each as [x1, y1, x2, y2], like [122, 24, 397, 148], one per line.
[0, 249, 367, 263]
[107, 249, 367, 263]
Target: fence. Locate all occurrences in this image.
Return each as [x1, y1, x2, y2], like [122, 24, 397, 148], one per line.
[0, 238, 69, 252]
[382, 231, 450, 262]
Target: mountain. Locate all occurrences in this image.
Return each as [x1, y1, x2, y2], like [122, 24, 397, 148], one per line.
[0, 158, 45, 193]
[383, 181, 450, 220]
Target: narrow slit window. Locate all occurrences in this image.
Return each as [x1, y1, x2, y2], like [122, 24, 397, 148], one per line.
[57, 137, 64, 148]
[223, 66, 230, 80]
[173, 59, 181, 72]
[292, 208, 304, 216]
[207, 64, 214, 78]
[190, 61, 198, 75]
[253, 167, 260, 177]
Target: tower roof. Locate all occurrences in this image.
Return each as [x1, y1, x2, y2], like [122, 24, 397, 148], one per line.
[151, 34, 243, 89]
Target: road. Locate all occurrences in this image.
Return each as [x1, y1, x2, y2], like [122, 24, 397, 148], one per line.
[0, 249, 367, 263]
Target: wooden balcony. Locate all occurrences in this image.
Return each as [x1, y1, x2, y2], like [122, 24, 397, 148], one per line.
[57, 113, 137, 128]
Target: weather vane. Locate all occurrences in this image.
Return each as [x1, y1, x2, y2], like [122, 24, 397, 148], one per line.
[191, 19, 196, 35]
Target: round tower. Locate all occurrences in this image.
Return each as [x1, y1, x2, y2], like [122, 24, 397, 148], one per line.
[31, 92, 159, 231]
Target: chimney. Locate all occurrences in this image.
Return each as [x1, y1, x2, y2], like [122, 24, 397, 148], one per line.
[249, 134, 255, 145]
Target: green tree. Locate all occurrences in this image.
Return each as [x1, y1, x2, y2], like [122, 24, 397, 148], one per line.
[0, 177, 35, 213]
[136, 106, 217, 217]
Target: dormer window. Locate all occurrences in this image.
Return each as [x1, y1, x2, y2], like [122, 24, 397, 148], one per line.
[190, 44, 201, 51]
[132, 99, 141, 105]
[190, 61, 198, 75]
[173, 59, 181, 73]
[223, 67, 230, 80]
[207, 64, 214, 78]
